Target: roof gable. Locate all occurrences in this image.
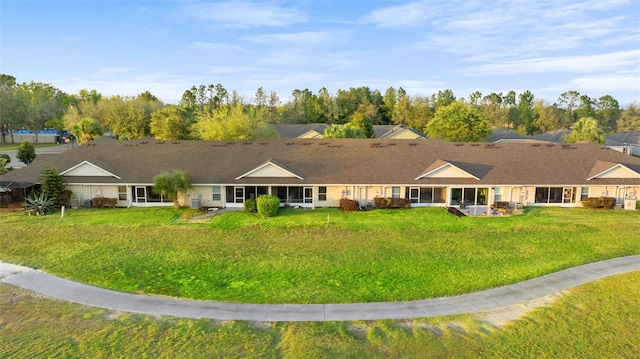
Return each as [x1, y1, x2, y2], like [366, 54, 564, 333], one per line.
[236, 160, 303, 180]
[415, 160, 480, 180]
[60, 161, 121, 179]
[587, 161, 640, 180]
[298, 130, 324, 139]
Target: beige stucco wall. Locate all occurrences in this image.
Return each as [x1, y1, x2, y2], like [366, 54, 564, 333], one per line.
[67, 184, 122, 207]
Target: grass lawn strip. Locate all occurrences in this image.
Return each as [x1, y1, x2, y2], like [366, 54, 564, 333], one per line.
[1, 207, 639, 304]
[1, 272, 638, 358]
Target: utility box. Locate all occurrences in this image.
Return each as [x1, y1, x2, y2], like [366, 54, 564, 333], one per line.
[624, 198, 637, 211]
[191, 198, 201, 209]
[83, 199, 92, 208]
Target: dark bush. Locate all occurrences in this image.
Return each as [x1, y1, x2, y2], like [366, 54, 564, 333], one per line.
[582, 197, 616, 209]
[339, 198, 360, 212]
[244, 198, 257, 212]
[373, 196, 411, 209]
[257, 195, 280, 218]
[92, 197, 117, 208]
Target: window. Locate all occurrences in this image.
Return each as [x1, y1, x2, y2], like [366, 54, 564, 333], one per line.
[118, 186, 127, 201]
[391, 186, 401, 198]
[212, 186, 221, 201]
[535, 187, 576, 204]
[494, 187, 503, 202]
[450, 187, 489, 206]
[318, 186, 327, 201]
[580, 187, 589, 201]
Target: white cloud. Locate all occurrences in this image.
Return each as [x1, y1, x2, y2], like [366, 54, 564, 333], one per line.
[569, 73, 640, 92]
[464, 50, 640, 76]
[184, 1, 307, 29]
[190, 42, 249, 52]
[363, 1, 435, 27]
[245, 31, 339, 46]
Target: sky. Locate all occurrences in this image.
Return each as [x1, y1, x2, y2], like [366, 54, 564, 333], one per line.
[1, 0, 639, 106]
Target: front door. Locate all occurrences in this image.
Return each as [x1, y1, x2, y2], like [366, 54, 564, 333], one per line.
[304, 187, 313, 204]
[135, 186, 146, 203]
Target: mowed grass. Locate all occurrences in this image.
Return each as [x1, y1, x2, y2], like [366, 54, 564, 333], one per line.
[1, 206, 639, 304]
[1, 272, 638, 358]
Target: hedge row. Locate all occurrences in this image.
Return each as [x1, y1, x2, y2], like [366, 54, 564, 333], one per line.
[92, 197, 117, 208]
[373, 196, 411, 209]
[582, 197, 616, 209]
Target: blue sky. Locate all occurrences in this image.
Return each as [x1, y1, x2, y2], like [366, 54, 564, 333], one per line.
[1, 0, 639, 106]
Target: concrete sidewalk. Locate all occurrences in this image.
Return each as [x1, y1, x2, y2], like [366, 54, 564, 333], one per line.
[1, 256, 639, 322]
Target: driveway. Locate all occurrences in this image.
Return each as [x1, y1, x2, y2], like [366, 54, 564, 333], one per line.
[0, 143, 73, 168]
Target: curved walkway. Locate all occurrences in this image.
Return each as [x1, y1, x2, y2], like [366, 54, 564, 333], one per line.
[1, 256, 639, 322]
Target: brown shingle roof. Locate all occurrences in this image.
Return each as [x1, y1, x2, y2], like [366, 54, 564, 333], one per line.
[2, 137, 640, 187]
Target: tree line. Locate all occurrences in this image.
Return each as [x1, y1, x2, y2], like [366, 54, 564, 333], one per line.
[1, 73, 638, 145]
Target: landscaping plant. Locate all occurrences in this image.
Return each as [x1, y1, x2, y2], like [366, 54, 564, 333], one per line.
[24, 192, 56, 216]
[256, 194, 279, 217]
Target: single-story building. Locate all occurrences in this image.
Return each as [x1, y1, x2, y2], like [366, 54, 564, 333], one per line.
[1, 137, 639, 212]
[272, 124, 426, 140]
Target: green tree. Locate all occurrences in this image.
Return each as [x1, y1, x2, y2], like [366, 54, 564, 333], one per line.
[503, 90, 517, 130]
[575, 95, 597, 120]
[391, 88, 412, 126]
[596, 95, 620, 132]
[152, 170, 192, 208]
[517, 90, 536, 135]
[99, 95, 162, 139]
[565, 117, 606, 144]
[533, 100, 562, 133]
[0, 154, 10, 174]
[617, 103, 640, 131]
[349, 101, 376, 137]
[40, 167, 67, 207]
[72, 118, 104, 144]
[480, 92, 508, 127]
[317, 87, 338, 124]
[16, 140, 36, 164]
[150, 105, 194, 140]
[408, 96, 433, 132]
[193, 103, 276, 141]
[430, 89, 456, 110]
[468, 91, 482, 106]
[322, 123, 367, 138]
[424, 101, 492, 142]
[381, 86, 397, 124]
[0, 74, 29, 145]
[558, 90, 580, 127]
[18, 82, 68, 143]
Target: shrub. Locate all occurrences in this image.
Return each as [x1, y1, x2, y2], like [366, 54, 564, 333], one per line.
[244, 198, 257, 213]
[92, 197, 117, 208]
[16, 140, 36, 164]
[0, 153, 10, 164]
[582, 197, 616, 209]
[257, 195, 280, 218]
[40, 167, 66, 207]
[25, 192, 56, 216]
[339, 198, 360, 212]
[373, 196, 411, 209]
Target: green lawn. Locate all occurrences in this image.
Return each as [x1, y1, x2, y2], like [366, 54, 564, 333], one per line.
[1, 206, 638, 304]
[1, 272, 638, 358]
